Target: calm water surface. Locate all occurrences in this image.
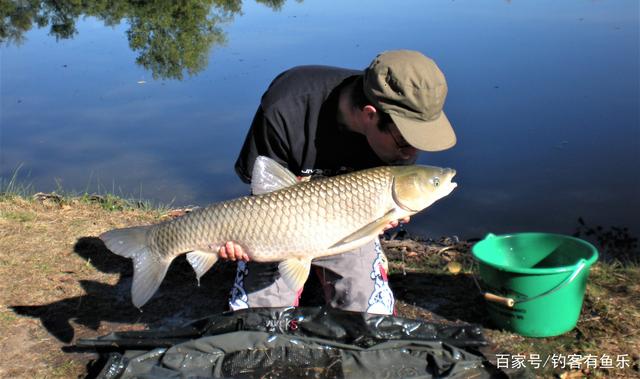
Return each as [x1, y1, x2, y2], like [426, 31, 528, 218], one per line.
[1, 0, 639, 239]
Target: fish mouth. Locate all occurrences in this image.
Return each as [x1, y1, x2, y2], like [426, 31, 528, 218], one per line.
[444, 168, 457, 187]
[442, 168, 458, 193]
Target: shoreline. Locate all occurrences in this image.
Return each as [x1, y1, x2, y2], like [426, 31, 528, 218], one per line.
[0, 193, 638, 377]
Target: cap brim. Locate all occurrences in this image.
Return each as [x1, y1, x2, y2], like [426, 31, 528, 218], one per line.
[390, 111, 456, 152]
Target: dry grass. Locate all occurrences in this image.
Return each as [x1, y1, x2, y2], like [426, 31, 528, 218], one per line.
[0, 196, 155, 378]
[0, 195, 638, 378]
[0, 196, 236, 378]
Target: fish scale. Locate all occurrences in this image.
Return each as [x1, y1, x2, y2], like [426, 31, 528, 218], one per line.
[152, 166, 393, 261]
[101, 156, 457, 308]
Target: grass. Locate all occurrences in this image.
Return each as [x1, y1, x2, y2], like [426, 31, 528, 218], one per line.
[0, 310, 18, 324]
[0, 210, 37, 222]
[0, 164, 34, 200]
[510, 277, 635, 376]
[383, 233, 639, 378]
[1, 166, 170, 214]
[575, 217, 639, 264]
[51, 360, 82, 378]
[0, 193, 167, 378]
[0, 187, 637, 378]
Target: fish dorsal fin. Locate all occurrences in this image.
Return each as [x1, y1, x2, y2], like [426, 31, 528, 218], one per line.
[186, 250, 219, 285]
[328, 209, 397, 250]
[251, 156, 298, 195]
[278, 257, 313, 291]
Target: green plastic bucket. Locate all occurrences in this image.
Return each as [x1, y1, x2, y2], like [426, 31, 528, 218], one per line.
[472, 233, 598, 337]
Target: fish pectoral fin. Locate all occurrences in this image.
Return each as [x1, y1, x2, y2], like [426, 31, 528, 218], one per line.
[186, 250, 219, 284]
[251, 156, 299, 195]
[329, 209, 397, 250]
[278, 257, 312, 291]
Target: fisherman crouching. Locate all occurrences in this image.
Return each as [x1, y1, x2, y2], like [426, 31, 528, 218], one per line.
[215, 50, 457, 315]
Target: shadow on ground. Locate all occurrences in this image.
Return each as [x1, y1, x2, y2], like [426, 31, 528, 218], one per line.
[12, 237, 494, 344]
[390, 272, 493, 327]
[11, 237, 236, 343]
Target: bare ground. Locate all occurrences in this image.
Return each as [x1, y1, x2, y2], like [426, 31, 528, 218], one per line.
[0, 196, 638, 378]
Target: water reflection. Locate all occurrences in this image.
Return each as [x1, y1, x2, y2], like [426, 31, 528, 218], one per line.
[1, 0, 638, 240]
[1, 0, 292, 79]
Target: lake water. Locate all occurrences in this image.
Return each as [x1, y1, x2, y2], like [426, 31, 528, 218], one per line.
[2, 0, 639, 239]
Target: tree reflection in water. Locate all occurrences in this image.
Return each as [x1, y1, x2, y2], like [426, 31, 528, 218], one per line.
[0, 0, 292, 79]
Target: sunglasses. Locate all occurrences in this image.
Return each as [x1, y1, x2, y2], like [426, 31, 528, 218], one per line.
[388, 125, 413, 150]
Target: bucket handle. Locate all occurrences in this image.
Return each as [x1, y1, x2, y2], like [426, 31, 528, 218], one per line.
[474, 259, 588, 308]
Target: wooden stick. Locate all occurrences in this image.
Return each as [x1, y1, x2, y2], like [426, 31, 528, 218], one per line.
[484, 292, 515, 308]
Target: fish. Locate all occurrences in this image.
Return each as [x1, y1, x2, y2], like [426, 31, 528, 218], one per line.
[100, 156, 458, 308]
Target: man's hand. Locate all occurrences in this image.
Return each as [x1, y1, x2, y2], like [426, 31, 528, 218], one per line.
[219, 176, 310, 262]
[218, 241, 250, 262]
[381, 216, 410, 234]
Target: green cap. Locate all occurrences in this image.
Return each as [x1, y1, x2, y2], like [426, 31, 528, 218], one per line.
[363, 50, 456, 152]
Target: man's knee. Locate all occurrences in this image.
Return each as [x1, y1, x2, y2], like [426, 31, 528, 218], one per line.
[316, 240, 395, 315]
[228, 261, 300, 310]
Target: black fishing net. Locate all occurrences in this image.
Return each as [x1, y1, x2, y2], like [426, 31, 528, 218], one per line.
[79, 306, 506, 378]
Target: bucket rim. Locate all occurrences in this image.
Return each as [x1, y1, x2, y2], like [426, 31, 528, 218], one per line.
[471, 232, 599, 275]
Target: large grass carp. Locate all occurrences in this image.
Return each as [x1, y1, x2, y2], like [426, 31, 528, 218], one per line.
[101, 156, 457, 308]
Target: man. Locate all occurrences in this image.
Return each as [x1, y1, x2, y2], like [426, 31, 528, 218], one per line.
[220, 50, 456, 315]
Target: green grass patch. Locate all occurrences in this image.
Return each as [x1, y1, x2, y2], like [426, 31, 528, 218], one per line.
[0, 310, 18, 325]
[0, 210, 36, 222]
[77, 192, 166, 213]
[51, 360, 79, 377]
[0, 164, 34, 200]
[2, 167, 172, 215]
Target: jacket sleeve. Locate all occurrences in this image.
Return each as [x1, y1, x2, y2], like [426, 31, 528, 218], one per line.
[234, 106, 291, 183]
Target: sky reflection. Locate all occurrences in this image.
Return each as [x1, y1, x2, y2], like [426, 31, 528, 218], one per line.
[1, 0, 638, 239]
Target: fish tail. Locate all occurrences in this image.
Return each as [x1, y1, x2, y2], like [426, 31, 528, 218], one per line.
[100, 225, 171, 308]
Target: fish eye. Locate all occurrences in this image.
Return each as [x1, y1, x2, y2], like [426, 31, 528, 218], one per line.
[431, 177, 440, 187]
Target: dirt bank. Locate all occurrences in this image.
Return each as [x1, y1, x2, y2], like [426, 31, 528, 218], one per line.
[0, 196, 638, 378]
